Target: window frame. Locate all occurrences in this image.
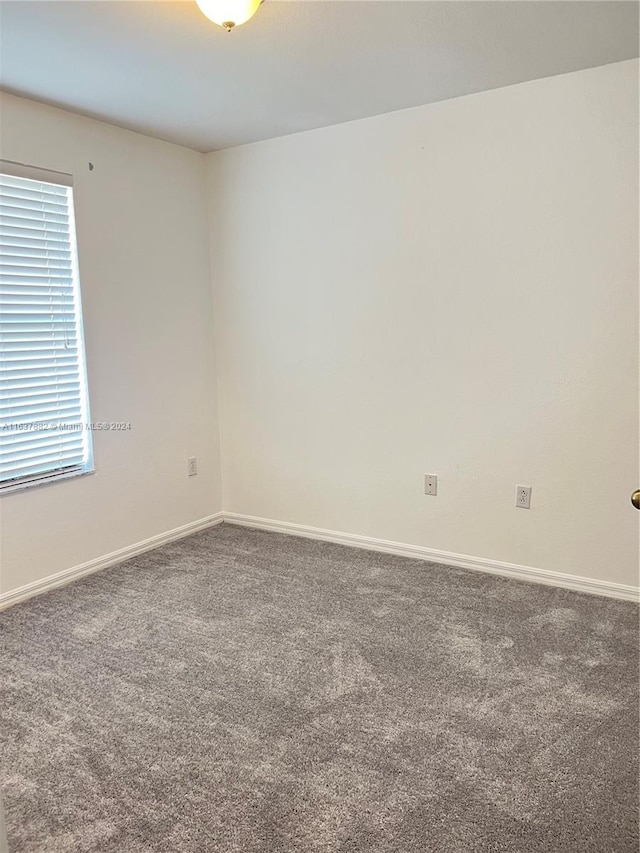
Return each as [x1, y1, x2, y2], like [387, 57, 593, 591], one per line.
[0, 160, 94, 495]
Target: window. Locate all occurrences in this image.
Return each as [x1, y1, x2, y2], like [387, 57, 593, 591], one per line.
[0, 161, 93, 493]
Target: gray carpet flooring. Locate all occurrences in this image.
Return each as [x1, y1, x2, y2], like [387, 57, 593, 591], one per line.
[1, 523, 638, 852]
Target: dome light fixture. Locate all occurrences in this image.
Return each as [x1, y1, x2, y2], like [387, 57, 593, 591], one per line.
[195, 0, 264, 32]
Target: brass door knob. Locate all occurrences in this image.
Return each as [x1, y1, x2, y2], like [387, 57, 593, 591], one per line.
[632, 490, 640, 510]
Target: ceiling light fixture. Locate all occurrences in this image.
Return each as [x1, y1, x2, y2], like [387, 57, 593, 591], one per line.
[195, 0, 264, 32]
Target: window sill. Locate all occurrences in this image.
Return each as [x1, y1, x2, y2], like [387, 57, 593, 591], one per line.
[0, 467, 95, 497]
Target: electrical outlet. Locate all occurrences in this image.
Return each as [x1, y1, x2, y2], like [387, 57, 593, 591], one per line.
[515, 485, 531, 509]
[424, 474, 438, 496]
[187, 457, 197, 477]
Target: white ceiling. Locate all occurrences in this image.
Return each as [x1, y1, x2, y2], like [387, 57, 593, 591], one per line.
[0, 1, 637, 152]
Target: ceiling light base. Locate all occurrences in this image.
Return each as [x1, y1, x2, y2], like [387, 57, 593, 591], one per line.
[195, 0, 263, 32]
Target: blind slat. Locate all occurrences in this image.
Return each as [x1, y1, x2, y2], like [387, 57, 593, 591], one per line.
[1, 440, 85, 465]
[1, 406, 83, 425]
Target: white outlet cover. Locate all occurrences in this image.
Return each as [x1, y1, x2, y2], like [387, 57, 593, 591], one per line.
[516, 485, 531, 508]
[424, 474, 438, 496]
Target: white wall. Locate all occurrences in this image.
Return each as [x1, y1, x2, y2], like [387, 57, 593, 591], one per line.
[207, 60, 639, 587]
[2, 61, 637, 598]
[0, 93, 222, 595]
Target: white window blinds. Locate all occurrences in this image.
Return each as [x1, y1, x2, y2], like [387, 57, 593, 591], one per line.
[0, 162, 93, 491]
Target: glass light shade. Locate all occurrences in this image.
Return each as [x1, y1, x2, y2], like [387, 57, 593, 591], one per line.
[195, 0, 263, 31]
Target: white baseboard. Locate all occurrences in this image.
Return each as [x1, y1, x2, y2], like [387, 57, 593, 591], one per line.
[223, 512, 640, 603]
[0, 513, 224, 611]
[2, 510, 637, 609]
